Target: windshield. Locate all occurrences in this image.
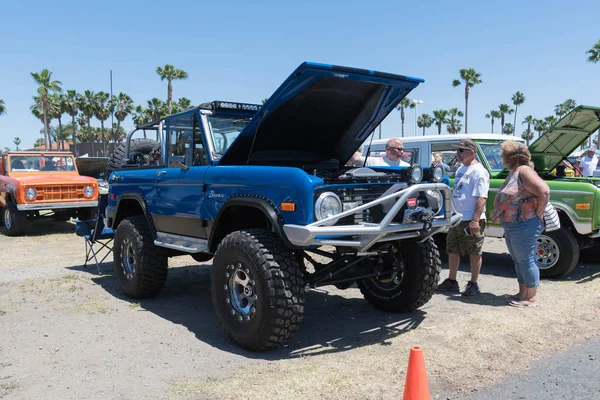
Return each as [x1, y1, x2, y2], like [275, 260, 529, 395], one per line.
[207, 115, 252, 158]
[9, 155, 76, 172]
[478, 142, 505, 173]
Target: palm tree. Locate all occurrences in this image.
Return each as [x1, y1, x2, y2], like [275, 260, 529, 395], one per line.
[533, 119, 548, 138]
[64, 90, 80, 153]
[503, 123, 514, 135]
[0, 99, 6, 116]
[544, 116, 559, 132]
[586, 39, 600, 63]
[511, 91, 526, 136]
[177, 97, 192, 111]
[156, 64, 188, 114]
[417, 114, 434, 135]
[451, 68, 482, 133]
[94, 91, 111, 155]
[485, 110, 501, 133]
[114, 93, 134, 143]
[49, 93, 67, 150]
[521, 115, 535, 145]
[396, 98, 414, 137]
[554, 99, 576, 119]
[498, 104, 514, 134]
[13, 137, 21, 150]
[132, 105, 148, 126]
[30, 69, 62, 150]
[432, 110, 449, 135]
[147, 97, 167, 121]
[446, 108, 464, 134]
[563, 99, 577, 113]
[79, 90, 97, 152]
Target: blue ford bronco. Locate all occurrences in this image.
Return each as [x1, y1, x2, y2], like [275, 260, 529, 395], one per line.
[106, 62, 461, 350]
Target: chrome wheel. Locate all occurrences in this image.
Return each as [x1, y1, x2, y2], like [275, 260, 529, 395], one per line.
[225, 263, 257, 321]
[536, 235, 559, 270]
[120, 237, 136, 279]
[3, 208, 11, 231]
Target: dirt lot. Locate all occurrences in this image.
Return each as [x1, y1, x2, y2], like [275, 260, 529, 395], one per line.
[1, 218, 599, 400]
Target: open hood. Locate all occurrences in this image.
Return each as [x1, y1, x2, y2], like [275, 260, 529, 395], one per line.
[218, 62, 423, 166]
[529, 106, 600, 173]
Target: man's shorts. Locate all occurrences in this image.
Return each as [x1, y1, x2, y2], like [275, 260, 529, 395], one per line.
[446, 219, 486, 255]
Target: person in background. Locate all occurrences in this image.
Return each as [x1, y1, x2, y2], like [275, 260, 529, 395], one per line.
[437, 139, 490, 296]
[491, 140, 549, 307]
[432, 152, 452, 172]
[351, 138, 410, 167]
[579, 148, 598, 177]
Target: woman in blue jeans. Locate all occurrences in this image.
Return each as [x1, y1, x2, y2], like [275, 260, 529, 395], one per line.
[491, 141, 550, 307]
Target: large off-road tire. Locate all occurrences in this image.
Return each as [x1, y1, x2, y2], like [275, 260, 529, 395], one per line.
[211, 229, 305, 351]
[536, 228, 579, 278]
[113, 215, 168, 299]
[1, 203, 27, 236]
[106, 138, 159, 176]
[358, 238, 441, 312]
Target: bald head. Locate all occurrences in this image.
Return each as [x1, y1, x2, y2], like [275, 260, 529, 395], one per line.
[385, 138, 404, 161]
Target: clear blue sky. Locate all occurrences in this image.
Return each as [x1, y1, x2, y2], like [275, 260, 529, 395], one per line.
[1, 0, 599, 150]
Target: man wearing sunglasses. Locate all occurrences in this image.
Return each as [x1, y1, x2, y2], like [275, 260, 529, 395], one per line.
[351, 138, 410, 167]
[438, 138, 490, 296]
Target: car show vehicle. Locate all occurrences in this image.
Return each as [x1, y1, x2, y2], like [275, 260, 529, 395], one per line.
[0, 151, 99, 236]
[105, 62, 461, 350]
[363, 106, 600, 278]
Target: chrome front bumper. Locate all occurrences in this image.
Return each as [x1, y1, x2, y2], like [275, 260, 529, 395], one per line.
[283, 183, 462, 251]
[17, 200, 98, 211]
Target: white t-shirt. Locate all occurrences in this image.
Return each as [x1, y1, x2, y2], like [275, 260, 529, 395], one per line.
[580, 155, 598, 176]
[359, 156, 410, 167]
[452, 162, 490, 221]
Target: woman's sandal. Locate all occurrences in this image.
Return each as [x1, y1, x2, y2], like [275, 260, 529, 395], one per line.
[509, 300, 539, 308]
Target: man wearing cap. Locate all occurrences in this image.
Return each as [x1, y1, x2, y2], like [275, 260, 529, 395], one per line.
[580, 148, 598, 177]
[351, 138, 410, 167]
[437, 138, 490, 296]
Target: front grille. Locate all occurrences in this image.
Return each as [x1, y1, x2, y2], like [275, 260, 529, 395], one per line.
[334, 184, 402, 224]
[34, 185, 86, 201]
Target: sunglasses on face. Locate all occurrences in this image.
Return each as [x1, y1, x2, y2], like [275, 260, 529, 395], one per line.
[457, 148, 472, 153]
[386, 146, 403, 152]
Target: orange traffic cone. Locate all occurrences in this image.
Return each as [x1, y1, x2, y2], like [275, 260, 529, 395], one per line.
[402, 346, 431, 400]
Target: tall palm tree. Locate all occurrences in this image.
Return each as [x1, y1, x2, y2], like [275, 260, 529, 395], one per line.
[586, 39, 600, 63]
[511, 91, 526, 136]
[522, 115, 535, 145]
[94, 91, 111, 155]
[432, 110, 449, 135]
[396, 98, 414, 137]
[0, 99, 6, 116]
[13, 137, 21, 150]
[79, 90, 97, 152]
[63, 90, 80, 153]
[156, 64, 189, 114]
[49, 93, 67, 150]
[451, 68, 482, 133]
[485, 110, 501, 133]
[446, 108, 464, 134]
[114, 93, 133, 143]
[417, 114, 434, 136]
[533, 118, 548, 138]
[563, 99, 577, 113]
[30, 69, 62, 150]
[544, 115, 558, 131]
[498, 104, 514, 134]
[147, 97, 167, 121]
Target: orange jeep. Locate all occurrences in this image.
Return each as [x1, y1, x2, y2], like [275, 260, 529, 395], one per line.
[0, 151, 99, 236]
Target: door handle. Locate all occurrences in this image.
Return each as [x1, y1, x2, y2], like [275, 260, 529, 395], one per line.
[156, 171, 166, 177]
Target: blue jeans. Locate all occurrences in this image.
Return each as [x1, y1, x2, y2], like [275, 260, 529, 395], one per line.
[501, 217, 544, 288]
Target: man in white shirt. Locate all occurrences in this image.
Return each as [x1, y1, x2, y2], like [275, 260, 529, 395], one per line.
[351, 138, 410, 167]
[579, 148, 598, 177]
[437, 138, 490, 296]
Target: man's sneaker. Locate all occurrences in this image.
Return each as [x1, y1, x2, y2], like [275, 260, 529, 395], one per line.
[437, 278, 460, 292]
[462, 281, 480, 296]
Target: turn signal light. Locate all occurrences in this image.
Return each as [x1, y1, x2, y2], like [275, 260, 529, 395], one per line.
[280, 202, 295, 212]
[576, 203, 590, 210]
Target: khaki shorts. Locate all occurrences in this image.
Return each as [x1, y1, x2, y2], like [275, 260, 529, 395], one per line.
[446, 220, 486, 255]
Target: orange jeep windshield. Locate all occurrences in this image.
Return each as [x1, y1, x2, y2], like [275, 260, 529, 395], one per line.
[9, 155, 76, 172]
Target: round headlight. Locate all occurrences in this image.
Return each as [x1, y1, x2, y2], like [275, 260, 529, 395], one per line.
[315, 192, 342, 225]
[410, 165, 423, 183]
[432, 165, 444, 182]
[83, 186, 95, 198]
[25, 188, 37, 200]
[426, 190, 443, 215]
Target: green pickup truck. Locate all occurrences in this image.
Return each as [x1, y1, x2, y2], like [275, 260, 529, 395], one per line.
[362, 105, 600, 277]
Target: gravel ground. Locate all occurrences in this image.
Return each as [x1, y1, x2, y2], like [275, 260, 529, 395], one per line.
[1, 218, 599, 400]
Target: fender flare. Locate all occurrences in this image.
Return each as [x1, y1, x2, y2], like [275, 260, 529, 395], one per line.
[1, 188, 18, 207]
[208, 195, 292, 250]
[112, 192, 156, 237]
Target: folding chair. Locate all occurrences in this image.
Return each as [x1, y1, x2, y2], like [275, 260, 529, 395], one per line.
[74, 195, 114, 274]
